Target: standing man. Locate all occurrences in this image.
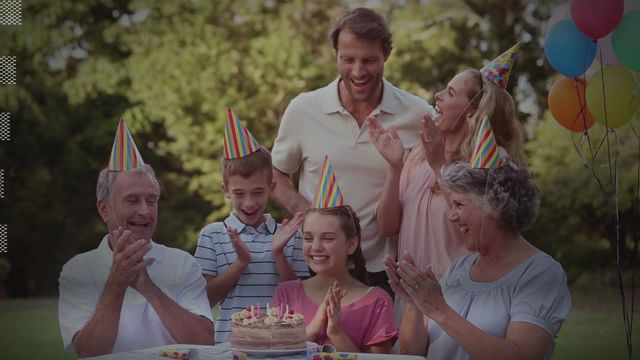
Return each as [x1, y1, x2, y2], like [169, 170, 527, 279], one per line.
[58, 120, 213, 358]
[271, 8, 434, 291]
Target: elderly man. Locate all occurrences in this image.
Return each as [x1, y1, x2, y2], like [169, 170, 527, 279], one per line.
[271, 7, 434, 291]
[58, 121, 213, 358]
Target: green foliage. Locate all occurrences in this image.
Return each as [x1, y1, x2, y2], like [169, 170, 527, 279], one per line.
[527, 110, 640, 275]
[3, 0, 636, 296]
[0, 258, 10, 282]
[62, 0, 339, 221]
[385, 0, 556, 116]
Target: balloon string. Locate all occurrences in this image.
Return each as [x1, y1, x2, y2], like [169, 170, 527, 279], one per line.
[570, 132, 588, 167]
[628, 88, 640, 126]
[476, 169, 492, 255]
[571, 132, 608, 208]
[597, 45, 632, 358]
[612, 133, 633, 358]
[630, 132, 640, 351]
[567, 50, 601, 197]
[579, 130, 610, 215]
[632, 127, 640, 348]
[575, 42, 598, 162]
[593, 130, 608, 161]
[598, 43, 611, 141]
[610, 129, 632, 357]
[631, 122, 640, 141]
[572, 80, 596, 161]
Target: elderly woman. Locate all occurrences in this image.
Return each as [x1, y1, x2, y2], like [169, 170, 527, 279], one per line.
[384, 162, 571, 360]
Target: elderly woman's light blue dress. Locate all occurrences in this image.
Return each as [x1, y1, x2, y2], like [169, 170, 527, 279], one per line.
[426, 251, 572, 360]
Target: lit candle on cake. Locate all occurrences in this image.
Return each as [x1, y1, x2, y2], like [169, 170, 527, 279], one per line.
[250, 304, 255, 318]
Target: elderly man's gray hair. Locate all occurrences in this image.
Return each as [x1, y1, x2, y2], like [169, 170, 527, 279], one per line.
[441, 162, 539, 233]
[96, 164, 161, 204]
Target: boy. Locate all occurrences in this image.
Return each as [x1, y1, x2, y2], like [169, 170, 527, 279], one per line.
[194, 108, 308, 343]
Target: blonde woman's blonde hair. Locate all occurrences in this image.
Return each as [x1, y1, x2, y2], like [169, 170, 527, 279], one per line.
[409, 69, 526, 167]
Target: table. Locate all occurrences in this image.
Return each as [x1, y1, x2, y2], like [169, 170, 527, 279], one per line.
[85, 344, 427, 360]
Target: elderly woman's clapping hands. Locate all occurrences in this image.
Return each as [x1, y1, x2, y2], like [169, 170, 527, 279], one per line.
[384, 252, 450, 322]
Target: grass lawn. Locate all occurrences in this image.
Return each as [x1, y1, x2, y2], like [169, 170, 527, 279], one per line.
[0, 291, 637, 360]
[554, 312, 638, 360]
[0, 297, 73, 360]
[553, 282, 639, 360]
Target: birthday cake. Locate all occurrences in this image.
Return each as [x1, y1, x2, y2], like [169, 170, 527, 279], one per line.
[229, 304, 306, 350]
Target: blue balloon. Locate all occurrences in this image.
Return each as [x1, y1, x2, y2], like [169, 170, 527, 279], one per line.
[544, 19, 597, 78]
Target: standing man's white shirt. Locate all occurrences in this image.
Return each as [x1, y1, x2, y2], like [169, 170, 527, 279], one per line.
[272, 77, 433, 271]
[59, 235, 213, 353]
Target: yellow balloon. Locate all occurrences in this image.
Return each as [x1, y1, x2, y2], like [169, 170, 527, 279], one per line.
[586, 66, 640, 128]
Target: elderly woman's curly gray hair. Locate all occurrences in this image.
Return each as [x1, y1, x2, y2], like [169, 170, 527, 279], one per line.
[441, 162, 540, 233]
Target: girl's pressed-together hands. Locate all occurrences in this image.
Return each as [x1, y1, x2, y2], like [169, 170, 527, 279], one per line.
[326, 281, 348, 339]
[307, 281, 348, 341]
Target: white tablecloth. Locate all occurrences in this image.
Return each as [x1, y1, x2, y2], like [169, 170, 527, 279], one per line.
[86, 344, 427, 360]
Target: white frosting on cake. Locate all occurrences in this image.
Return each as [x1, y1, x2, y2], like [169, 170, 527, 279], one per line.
[230, 304, 306, 350]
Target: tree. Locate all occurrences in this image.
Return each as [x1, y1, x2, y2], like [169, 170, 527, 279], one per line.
[527, 110, 640, 278]
[3, 0, 631, 295]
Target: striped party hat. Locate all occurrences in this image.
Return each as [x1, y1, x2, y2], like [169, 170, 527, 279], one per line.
[223, 107, 260, 159]
[480, 42, 521, 89]
[470, 114, 506, 169]
[312, 156, 345, 208]
[108, 119, 144, 171]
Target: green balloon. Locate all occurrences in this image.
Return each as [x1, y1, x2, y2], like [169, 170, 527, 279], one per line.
[612, 10, 640, 71]
[586, 66, 640, 128]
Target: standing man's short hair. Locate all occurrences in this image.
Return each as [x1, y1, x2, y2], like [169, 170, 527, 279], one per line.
[329, 7, 393, 57]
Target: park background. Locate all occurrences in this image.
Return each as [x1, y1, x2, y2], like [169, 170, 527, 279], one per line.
[0, 0, 638, 359]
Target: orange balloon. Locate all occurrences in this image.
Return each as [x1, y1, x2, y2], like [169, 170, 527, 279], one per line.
[548, 77, 596, 132]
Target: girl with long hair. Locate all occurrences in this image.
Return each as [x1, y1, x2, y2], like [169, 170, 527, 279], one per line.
[272, 205, 397, 353]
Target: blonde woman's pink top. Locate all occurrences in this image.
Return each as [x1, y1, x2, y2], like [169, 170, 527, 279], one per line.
[398, 156, 469, 278]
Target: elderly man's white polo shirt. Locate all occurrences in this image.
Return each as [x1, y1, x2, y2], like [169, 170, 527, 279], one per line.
[59, 235, 213, 353]
[272, 77, 434, 271]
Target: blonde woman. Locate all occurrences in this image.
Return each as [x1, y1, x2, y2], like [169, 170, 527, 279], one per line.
[367, 68, 526, 279]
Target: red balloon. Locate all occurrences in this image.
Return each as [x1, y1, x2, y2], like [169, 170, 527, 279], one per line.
[548, 77, 596, 132]
[571, 0, 624, 39]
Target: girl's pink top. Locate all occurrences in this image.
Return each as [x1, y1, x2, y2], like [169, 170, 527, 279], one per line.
[398, 157, 469, 278]
[271, 279, 397, 351]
